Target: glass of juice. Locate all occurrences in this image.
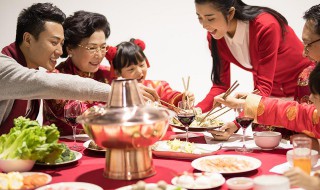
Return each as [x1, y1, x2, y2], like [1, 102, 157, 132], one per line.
[292, 136, 312, 174]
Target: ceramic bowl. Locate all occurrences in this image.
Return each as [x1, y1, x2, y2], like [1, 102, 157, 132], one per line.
[0, 159, 35, 172]
[286, 149, 319, 167]
[253, 131, 282, 150]
[253, 175, 289, 190]
[226, 177, 253, 190]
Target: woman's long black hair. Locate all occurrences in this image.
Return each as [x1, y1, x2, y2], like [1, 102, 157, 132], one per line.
[195, 0, 288, 85]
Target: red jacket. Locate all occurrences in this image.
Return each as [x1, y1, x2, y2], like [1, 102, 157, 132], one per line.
[197, 13, 313, 112]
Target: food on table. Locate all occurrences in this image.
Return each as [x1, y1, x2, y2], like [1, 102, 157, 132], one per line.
[171, 109, 224, 128]
[198, 157, 253, 173]
[130, 180, 181, 190]
[0, 117, 64, 164]
[88, 141, 104, 151]
[54, 144, 76, 164]
[0, 172, 50, 190]
[174, 172, 225, 189]
[166, 139, 195, 153]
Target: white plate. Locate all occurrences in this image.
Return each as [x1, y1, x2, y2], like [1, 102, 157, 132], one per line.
[35, 182, 103, 190]
[35, 150, 82, 166]
[152, 140, 221, 159]
[9, 172, 52, 190]
[116, 183, 183, 190]
[171, 173, 225, 189]
[191, 155, 261, 174]
[83, 140, 106, 152]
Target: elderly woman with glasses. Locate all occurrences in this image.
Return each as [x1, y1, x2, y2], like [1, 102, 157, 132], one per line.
[42, 10, 113, 135]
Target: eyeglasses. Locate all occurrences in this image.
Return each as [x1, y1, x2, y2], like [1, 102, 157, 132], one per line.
[304, 38, 320, 54]
[77, 44, 109, 54]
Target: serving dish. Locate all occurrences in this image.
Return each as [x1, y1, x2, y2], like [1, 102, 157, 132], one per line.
[35, 150, 82, 166]
[191, 155, 262, 174]
[152, 140, 221, 159]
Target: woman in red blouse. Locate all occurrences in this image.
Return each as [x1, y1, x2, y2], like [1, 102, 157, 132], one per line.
[43, 11, 113, 135]
[195, 0, 314, 134]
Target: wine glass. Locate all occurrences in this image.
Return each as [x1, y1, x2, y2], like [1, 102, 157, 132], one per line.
[177, 100, 195, 142]
[64, 100, 83, 151]
[235, 107, 253, 153]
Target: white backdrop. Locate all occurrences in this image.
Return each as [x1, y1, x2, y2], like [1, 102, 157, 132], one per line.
[0, 0, 318, 104]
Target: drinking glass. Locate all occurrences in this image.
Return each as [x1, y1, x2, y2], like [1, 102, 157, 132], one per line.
[235, 107, 253, 153]
[292, 136, 312, 174]
[177, 100, 195, 142]
[64, 100, 83, 150]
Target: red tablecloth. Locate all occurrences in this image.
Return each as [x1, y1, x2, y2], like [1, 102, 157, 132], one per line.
[32, 132, 288, 190]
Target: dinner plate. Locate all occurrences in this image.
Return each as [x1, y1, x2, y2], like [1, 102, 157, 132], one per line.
[171, 172, 225, 189]
[169, 123, 222, 132]
[83, 140, 106, 152]
[10, 172, 52, 190]
[35, 150, 82, 166]
[191, 155, 261, 174]
[116, 183, 183, 190]
[35, 182, 103, 190]
[152, 140, 221, 159]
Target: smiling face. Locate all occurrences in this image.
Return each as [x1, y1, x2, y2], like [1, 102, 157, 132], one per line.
[67, 30, 106, 73]
[23, 21, 64, 71]
[302, 20, 320, 63]
[119, 60, 148, 83]
[195, 2, 236, 39]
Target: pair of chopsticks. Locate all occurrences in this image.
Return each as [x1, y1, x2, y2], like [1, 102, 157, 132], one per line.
[159, 100, 187, 113]
[207, 89, 260, 120]
[182, 76, 191, 108]
[199, 80, 239, 124]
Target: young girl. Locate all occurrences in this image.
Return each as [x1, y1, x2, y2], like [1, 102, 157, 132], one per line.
[105, 38, 195, 107]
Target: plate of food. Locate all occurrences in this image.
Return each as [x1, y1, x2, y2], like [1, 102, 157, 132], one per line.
[35, 182, 103, 190]
[116, 180, 185, 190]
[191, 155, 261, 174]
[0, 172, 52, 190]
[152, 139, 221, 159]
[35, 150, 82, 166]
[170, 114, 224, 132]
[83, 140, 106, 152]
[171, 172, 225, 189]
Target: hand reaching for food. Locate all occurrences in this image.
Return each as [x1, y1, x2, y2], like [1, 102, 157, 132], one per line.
[209, 121, 238, 141]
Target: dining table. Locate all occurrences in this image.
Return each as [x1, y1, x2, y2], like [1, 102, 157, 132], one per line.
[30, 128, 290, 190]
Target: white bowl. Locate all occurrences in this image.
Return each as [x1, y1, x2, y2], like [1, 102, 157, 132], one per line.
[286, 149, 319, 167]
[253, 131, 282, 150]
[253, 175, 289, 190]
[0, 159, 35, 172]
[226, 177, 253, 190]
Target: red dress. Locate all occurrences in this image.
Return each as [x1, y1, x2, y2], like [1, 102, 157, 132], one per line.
[196, 13, 314, 112]
[42, 58, 112, 135]
[245, 94, 320, 138]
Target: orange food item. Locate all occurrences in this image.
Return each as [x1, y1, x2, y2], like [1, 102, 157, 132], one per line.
[22, 174, 48, 189]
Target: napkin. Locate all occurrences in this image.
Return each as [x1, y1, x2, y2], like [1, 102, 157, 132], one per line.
[270, 160, 320, 174]
[203, 129, 293, 150]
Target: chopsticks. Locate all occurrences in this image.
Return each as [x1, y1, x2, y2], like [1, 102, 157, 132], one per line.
[160, 100, 187, 113]
[208, 89, 260, 120]
[199, 80, 239, 124]
[182, 76, 191, 108]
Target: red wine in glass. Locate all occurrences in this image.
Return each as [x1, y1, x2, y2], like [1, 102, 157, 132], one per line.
[177, 113, 195, 126]
[236, 117, 253, 129]
[177, 113, 195, 142]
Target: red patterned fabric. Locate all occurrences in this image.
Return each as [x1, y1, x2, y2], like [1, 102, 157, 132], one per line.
[42, 58, 112, 135]
[143, 80, 183, 106]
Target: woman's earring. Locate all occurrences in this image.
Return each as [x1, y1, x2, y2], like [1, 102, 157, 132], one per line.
[69, 54, 72, 58]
